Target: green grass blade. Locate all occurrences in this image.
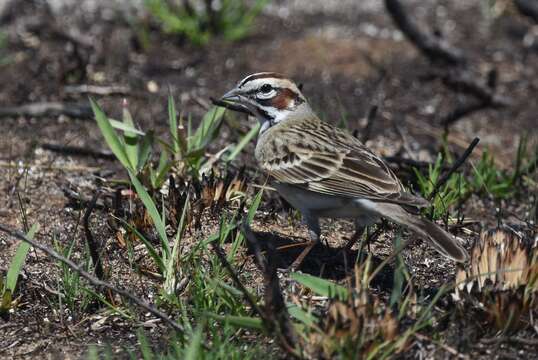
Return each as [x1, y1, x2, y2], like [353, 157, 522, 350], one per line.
[108, 119, 146, 136]
[137, 328, 154, 360]
[87, 346, 99, 360]
[82, 287, 133, 320]
[1, 287, 12, 312]
[164, 194, 190, 294]
[291, 272, 348, 300]
[128, 171, 170, 257]
[6, 223, 39, 292]
[117, 217, 166, 274]
[187, 115, 192, 150]
[287, 303, 317, 328]
[137, 131, 154, 172]
[247, 188, 263, 224]
[122, 104, 139, 173]
[208, 313, 264, 330]
[168, 94, 180, 154]
[226, 122, 260, 162]
[193, 107, 225, 150]
[154, 152, 173, 188]
[91, 98, 134, 171]
[185, 323, 204, 360]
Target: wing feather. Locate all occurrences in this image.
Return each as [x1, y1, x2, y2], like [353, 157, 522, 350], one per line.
[256, 118, 428, 208]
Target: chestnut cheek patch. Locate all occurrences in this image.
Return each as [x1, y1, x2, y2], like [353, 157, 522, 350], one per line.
[271, 88, 304, 110]
[271, 92, 291, 110]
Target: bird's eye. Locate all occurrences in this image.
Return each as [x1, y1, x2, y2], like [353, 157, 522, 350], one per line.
[260, 84, 272, 93]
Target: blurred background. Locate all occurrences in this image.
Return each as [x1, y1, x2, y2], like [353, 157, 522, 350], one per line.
[0, 0, 536, 164]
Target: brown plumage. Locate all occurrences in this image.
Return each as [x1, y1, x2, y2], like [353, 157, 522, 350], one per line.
[256, 116, 429, 209]
[221, 73, 469, 267]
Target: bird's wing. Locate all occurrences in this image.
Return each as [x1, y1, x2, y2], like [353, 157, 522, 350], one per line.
[257, 119, 428, 208]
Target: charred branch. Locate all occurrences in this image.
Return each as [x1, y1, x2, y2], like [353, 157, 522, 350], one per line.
[41, 143, 115, 160]
[211, 242, 264, 318]
[428, 137, 480, 202]
[0, 102, 93, 120]
[440, 69, 509, 107]
[242, 222, 301, 358]
[384, 0, 466, 66]
[83, 190, 105, 280]
[439, 101, 491, 128]
[0, 223, 186, 334]
[64, 85, 131, 96]
[361, 104, 379, 143]
[384, 0, 510, 128]
[515, 0, 538, 23]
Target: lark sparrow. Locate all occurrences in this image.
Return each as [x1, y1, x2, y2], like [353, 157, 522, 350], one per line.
[221, 72, 468, 267]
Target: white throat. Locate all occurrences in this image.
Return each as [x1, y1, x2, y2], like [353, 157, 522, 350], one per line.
[257, 102, 314, 135]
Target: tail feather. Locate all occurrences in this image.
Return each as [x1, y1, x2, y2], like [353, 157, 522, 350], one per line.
[372, 203, 469, 262]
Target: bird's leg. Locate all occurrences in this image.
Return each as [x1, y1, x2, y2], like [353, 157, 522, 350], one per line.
[290, 214, 320, 270]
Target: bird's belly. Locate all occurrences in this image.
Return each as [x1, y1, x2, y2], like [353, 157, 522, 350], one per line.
[273, 182, 379, 223]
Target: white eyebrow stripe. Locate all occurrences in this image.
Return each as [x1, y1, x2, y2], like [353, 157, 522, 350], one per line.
[239, 72, 285, 87]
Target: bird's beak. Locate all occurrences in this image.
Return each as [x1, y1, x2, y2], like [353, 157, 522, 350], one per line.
[220, 88, 242, 103]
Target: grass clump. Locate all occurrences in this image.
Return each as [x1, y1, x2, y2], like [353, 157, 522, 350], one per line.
[91, 96, 256, 187]
[279, 252, 447, 358]
[414, 138, 537, 220]
[0, 224, 38, 316]
[85, 196, 267, 358]
[91, 96, 257, 294]
[414, 154, 469, 219]
[144, 0, 268, 45]
[0, 31, 11, 66]
[84, 97, 269, 357]
[53, 235, 97, 315]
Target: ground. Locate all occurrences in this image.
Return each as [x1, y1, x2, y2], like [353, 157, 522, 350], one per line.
[0, 0, 537, 359]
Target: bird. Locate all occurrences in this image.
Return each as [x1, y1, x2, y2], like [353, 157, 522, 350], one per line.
[220, 72, 469, 268]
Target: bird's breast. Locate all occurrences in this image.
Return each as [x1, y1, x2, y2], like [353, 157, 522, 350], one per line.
[273, 182, 378, 222]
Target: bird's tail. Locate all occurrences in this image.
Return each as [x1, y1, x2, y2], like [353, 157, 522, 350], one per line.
[372, 202, 468, 262]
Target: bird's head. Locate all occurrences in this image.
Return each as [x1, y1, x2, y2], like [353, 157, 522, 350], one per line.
[220, 72, 312, 133]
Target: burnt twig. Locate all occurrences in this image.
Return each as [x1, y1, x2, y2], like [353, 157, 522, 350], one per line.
[242, 222, 301, 358]
[384, 0, 466, 66]
[481, 336, 538, 347]
[440, 101, 491, 128]
[384, 0, 510, 128]
[204, 0, 218, 33]
[211, 243, 264, 318]
[440, 69, 510, 107]
[0, 102, 93, 119]
[41, 143, 115, 160]
[0, 223, 185, 333]
[384, 156, 442, 170]
[361, 105, 379, 143]
[438, 68, 509, 127]
[83, 190, 105, 280]
[64, 85, 131, 96]
[515, 0, 538, 23]
[62, 187, 106, 210]
[428, 137, 480, 202]
[182, 0, 196, 17]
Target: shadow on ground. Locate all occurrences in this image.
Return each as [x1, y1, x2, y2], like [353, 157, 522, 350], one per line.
[245, 230, 395, 288]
